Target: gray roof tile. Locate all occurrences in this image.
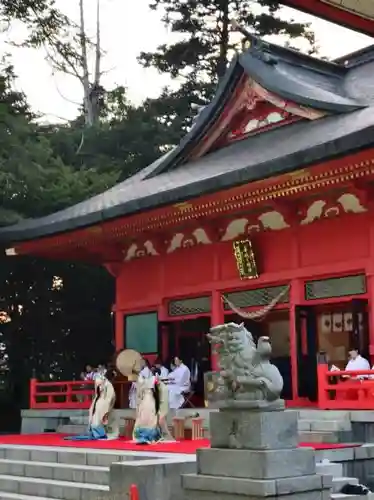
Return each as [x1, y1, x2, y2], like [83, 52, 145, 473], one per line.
[1, 40, 374, 244]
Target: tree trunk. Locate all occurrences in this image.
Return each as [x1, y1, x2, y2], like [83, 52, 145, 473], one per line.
[217, 1, 230, 79]
[91, 0, 102, 124]
[79, 0, 94, 126]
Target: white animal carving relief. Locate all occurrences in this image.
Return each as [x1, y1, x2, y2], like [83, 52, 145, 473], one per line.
[324, 206, 340, 218]
[300, 200, 326, 225]
[258, 211, 289, 230]
[221, 218, 248, 241]
[167, 233, 184, 253]
[167, 228, 211, 253]
[221, 211, 289, 240]
[300, 194, 366, 226]
[124, 243, 137, 261]
[193, 228, 212, 244]
[124, 240, 159, 261]
[338, 193, 367, 213]
[247, 224, 261, 233]
[143, 241, 159, 256]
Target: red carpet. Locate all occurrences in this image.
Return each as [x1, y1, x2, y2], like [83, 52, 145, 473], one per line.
[0, 434, 361, 453]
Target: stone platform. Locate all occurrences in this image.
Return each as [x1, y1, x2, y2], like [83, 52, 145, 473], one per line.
[0, 443, 195, 500]
[21, 408, 374, 444]
[182, 406, 334, 500]
[0, 436, 371, 500]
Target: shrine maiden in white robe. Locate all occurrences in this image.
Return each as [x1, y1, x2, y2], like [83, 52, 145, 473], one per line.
[167, 363, 191, 409]
[129, 366, 152, 409]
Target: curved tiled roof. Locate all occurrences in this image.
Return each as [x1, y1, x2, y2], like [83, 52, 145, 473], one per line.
[0, 39, 373, 244]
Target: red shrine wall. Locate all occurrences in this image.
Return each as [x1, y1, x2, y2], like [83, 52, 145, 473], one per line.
[115, 211, 371, 313]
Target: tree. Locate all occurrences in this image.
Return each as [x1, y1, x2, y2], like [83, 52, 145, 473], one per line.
[0, 60, 119, 224]
[40, 0, 106, 127]
[0, 62, 118, 424]
[139, 0, 316, 134]
[0, 65, 181, 423]
[2, 0, 105, 127]
[1, 0, 69, 46]
[41, 85, 179, 181]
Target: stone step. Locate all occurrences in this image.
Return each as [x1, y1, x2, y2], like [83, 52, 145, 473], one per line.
[56, 425, 86, 435]
[299, 431, 340, 444]
[182, 472, 325, 496]
[0, 475, 109, 500]
[298, 420, 352, 432]
[332, 477, 359, 494]
[330, 494, 371, 500]
[316, 462, 343, 477]
[0, 446, 128, 467]
[0, 493, 62, 500]
[0, 460, 109, 485]
[298, 411, 351, 422]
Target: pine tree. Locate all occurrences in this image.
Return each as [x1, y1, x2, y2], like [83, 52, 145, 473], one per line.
[1, 0, 70, 46]
[139, 0, 316, 134]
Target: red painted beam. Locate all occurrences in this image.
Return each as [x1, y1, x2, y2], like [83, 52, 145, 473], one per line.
[279, 0, 374, 36]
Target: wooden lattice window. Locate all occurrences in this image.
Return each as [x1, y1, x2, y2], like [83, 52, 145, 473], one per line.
[305, 275, 366, 300]
[168, 296, 211, 316]
[223, 285, 289, 310]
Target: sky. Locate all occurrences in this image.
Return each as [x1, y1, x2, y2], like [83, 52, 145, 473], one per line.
[5, 0, 374, 123]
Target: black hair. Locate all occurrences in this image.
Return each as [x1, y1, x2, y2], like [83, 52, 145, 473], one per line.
[106, 369, 116, 382]
[152, 382, 160, 415]
[91, 385, 101, 417]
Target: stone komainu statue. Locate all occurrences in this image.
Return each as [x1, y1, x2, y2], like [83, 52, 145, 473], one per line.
[207, 322, 283, 405]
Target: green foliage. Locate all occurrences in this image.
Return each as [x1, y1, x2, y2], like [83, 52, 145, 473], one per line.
[139, 0, 316, 133]
[1, 0, 71, 47]
[0, 53, 182, 420]
[0, 62, 120, 223]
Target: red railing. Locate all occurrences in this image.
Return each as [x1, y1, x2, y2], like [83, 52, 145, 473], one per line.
[29, 378, 132, 409]
[30, 379, 94, 409]
[31, 366, 374, 411]
[318, 364, 374, 410]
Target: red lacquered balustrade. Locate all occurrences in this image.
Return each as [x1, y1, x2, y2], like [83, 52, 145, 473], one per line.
[29, 378, 132, 409]
[318, 364, 374, 410]
[30, 365, 374, 410]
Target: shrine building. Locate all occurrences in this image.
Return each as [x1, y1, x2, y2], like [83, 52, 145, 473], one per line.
[2, 33, 374, 407]
[279, 0, 374, 36]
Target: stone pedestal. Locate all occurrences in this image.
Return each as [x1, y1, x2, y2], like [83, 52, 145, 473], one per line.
[182, 405, 332, 500]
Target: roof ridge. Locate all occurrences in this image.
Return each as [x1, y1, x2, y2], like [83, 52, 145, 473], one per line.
[334, 44, 374, 68]
[234, 25, 345, 74]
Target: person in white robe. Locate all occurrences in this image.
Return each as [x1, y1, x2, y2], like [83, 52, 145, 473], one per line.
[65, 370, 118, 440]
[167, 356, 191, 409]
[132, 372, 172, 444]
[129, 359, 152, 408]
[153, 357, 169, 378]
[345, 349, 370, 379]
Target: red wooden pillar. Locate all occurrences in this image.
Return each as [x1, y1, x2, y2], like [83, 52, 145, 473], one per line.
[115, 310, 124, 351]
[366, 274, 374, 364]
[289, 279, 303, 401]
[367, 214, 374, 364]
[211, 290, 224, 371]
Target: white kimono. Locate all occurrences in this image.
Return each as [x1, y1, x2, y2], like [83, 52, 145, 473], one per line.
[89, 377, 119, 439]
[167, 363, 191, 409]
[345, 355, 370, 379]
[129, 366, 152, 409]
